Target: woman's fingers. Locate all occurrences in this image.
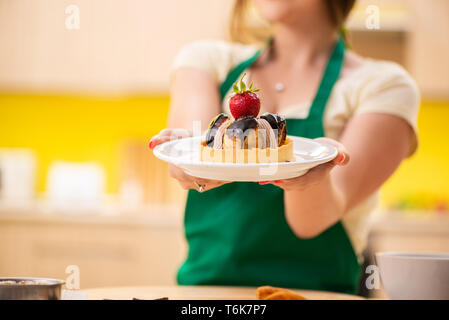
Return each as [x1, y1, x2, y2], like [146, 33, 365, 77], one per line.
[261, 138, 350, 191]
[149, 128, 192, 149]
[267, 161, 336, 190]
[193, 179, 227, 192]
[181, 178, 227, 192]
[314, 137, 350, 166]
[168, 164, 227, 192]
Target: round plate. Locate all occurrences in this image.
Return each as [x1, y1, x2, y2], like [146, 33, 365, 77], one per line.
[153, 136, 337, 182]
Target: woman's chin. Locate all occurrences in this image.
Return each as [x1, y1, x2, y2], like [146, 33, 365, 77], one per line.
[255, 0, 320, 25]
[259, 11, 293, 24]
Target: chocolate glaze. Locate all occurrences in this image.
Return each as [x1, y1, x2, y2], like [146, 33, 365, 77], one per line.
[260, 112, 287, 145]
[205, 113, 230, 147]
[206, 112, 287, 149]
[225, 116, 258, 148]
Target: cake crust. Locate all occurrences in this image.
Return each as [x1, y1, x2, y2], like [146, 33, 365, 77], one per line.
[200, 138, 294, 163]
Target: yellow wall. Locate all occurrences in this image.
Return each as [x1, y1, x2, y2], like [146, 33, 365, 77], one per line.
[0, 94, 169, 194]
[380, 101, 449, 209]
[1, 94, 448, 208]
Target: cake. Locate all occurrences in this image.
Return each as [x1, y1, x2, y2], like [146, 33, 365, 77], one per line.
[201, 73, 294, 163]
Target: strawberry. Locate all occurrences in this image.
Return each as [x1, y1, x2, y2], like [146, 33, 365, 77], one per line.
[229, 73, 260, 119]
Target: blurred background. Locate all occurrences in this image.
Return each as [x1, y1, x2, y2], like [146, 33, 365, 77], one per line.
[0, 0, 448, 298]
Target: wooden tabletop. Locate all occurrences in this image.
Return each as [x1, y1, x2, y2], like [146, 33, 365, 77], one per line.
[84, 285, 363, 300]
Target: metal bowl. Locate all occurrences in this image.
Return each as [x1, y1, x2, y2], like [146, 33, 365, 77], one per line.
[0, 277, 65, 300]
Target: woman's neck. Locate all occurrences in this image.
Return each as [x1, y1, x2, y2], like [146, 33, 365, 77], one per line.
[270, 17, 339, 67]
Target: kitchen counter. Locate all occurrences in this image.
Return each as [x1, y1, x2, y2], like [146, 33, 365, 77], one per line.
[0, 202, 183, 227]
[370, 210, 449, 235]
[0, 204, 186, 288]
[2, 206, 448, 292]
[83, 285, 363, 300]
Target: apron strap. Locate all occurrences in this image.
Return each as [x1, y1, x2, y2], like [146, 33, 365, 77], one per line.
[307, 37, 345, 135]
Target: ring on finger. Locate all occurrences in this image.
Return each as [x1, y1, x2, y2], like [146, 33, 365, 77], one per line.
[194, 181, 206, 192]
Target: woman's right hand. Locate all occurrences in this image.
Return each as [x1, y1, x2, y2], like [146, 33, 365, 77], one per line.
[149, 128, 229, 192]
[149, 128, 192, 149]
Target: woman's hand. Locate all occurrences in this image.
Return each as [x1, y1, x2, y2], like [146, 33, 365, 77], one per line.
[258, 137, 350, 238]
[149, 128, 192, 149]
[259, 137, 349, 190]
[149, 128, 229, 192]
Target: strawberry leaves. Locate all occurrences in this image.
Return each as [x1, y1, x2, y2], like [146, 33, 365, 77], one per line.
[232, 73, 259, 95]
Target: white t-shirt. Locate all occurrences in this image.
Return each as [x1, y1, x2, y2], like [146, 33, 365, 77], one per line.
[172, 40, 420, 258]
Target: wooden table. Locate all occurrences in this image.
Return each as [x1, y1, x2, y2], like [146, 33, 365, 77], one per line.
[85, 285, 363, 300]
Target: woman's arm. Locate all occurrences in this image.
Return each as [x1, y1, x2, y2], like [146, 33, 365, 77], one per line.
[150, 67, 228, 192]
[168, 67, 221, 130]
[272, 113, 414, 238]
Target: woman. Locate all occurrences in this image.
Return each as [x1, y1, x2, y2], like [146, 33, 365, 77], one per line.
[150, 0, 419, 294]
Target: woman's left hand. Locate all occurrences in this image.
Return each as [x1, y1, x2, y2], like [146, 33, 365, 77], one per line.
[259, 137, 350, 191]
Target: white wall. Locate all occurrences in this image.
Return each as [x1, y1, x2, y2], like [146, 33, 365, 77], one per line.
[407, 0, 449, 98]
[0, 0, 232, 94]
[1, 0, 448, 98]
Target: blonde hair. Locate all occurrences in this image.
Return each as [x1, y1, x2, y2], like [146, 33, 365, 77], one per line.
[229, 0, 356, 44]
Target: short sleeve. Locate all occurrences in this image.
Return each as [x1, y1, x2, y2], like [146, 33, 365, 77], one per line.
[352, 61, 421, 155]
[171, 40, 259, 84]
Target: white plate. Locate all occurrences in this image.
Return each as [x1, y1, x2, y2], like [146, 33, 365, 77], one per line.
[153, 135, 337, 182]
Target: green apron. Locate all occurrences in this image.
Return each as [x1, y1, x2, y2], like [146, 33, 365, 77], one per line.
[177, 38, 361, 294]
